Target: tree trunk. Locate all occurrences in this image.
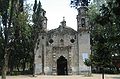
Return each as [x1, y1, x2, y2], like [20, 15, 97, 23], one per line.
[42, 45, 44, 74]
[9, 62, 14, 75]
[22, 60, 26, 74]
[9, 55, 14, 75]
[102, 67, 104, 79]
[32, 51, 35, 77]
[1, 0, 14, 79]
[2, 48, 9, 79]
[17, 65, 20, 72]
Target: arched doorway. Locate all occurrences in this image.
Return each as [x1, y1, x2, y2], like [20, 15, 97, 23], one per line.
[57, 56, 68, 75]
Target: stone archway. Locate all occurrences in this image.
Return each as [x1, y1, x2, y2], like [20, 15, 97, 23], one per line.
[57, 56, 68, 75]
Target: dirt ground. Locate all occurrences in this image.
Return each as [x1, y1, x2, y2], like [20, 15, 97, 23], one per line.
[0, 74, 120, 79]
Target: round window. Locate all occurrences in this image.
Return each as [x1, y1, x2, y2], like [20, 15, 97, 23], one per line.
[49, 39, 54, 44]
[60, 39, 64, 42]
[70, 39, 75, 43]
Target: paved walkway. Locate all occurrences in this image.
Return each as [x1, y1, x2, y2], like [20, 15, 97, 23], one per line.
[0, 74, 120, 79]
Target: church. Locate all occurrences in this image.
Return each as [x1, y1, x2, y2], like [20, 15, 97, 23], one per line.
[34, 6, 91, 75]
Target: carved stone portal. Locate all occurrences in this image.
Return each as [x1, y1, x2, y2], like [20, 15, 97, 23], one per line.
[57, 56, 68, 75]
[52, 46, 72, 75]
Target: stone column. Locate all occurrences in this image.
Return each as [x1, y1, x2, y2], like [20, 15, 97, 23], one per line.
[52, 49, 57, 75]
[68, 46, 72, 75]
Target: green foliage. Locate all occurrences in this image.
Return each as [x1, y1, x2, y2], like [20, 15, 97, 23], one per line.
[70, 0, 90, 8]
[32, 0, 45, 46]
[32, 1, 43, 28]
[92, 0, 106, 9]
[89, 0, 120, 70]
[19, 0, 24, 12]
[84, 58, 91, 66]
[91, 42, 111, 67]
[0, 0, 35, 76]
[33, 0, 37, 12]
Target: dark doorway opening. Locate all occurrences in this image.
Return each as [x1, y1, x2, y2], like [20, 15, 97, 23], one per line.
[57, 56, 68, 75]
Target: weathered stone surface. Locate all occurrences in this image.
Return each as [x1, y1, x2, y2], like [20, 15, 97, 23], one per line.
[34, 6, 91, 75]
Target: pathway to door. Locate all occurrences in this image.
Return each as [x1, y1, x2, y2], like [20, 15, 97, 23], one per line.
[2, 74, 120, 79]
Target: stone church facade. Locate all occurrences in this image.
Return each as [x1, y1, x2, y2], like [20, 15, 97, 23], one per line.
[34, 6, 91, 75]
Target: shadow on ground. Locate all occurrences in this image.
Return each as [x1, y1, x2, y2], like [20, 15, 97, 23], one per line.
[111, 77, 120, 79]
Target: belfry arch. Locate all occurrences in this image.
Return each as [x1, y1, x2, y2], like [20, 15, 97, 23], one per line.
[57, 56, 68, 75]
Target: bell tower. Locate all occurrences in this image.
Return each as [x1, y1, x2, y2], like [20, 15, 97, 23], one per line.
[42, 10, 47, 32]
[77, 6, 89, 32]
[77, 5, 91, 74]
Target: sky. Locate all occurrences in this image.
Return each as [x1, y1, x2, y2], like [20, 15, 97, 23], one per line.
[28, 0, 78, 30]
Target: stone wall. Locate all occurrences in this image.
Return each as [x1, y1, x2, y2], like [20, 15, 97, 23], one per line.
[78, 32, 91, 74]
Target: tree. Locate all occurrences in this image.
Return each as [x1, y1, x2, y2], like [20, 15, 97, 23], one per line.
[32, 0, 44, 38]
[92, 0, 106, 9]
[70, 0, 90, 8]
[89, 0, 120, 78]
[84, 58, 92, 76]
[0, 0, 14, 79]
[7, 2, 34, 75]
[0, 0, 45, 77]
[0, 0, 25, 78]
[91, 34, 111, 79]
[8, 7, 32, 74]
[84, 58, 91, 67]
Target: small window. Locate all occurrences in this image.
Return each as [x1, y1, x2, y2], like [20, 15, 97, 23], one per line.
[42, 36, 44, 39]
[37, 41, 39, 45]
[81, 18, 85, 27]
[60, 39, 64, 42]
[46, 41, 49, 46]
[38, 55, 41, 58]
[70, 39, 75, 43]
[49, 39, 54, 44]
[74, 35, 76, 39]
[36, 45, 39, 50]
[38, 39, 40, 42]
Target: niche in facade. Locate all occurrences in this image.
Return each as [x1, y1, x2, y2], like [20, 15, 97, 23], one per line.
[42, 36, 44, 39]
[60, 39, 64, 42]
[81, 18, 85, 27]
